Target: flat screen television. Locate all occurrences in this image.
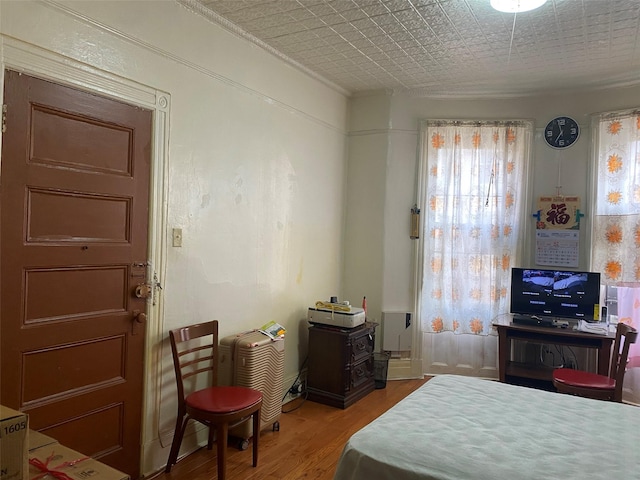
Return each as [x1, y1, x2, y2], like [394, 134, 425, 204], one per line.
[510, 268, 601, 321]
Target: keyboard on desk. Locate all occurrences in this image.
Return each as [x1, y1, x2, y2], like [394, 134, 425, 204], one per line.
[512, 315, 555, 327]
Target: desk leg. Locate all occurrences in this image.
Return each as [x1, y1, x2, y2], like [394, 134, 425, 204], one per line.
[498, 330, 508, 383]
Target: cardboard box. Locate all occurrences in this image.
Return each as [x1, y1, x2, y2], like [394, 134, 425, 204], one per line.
[0, 405, 29, 480]
[27, 430, 57, 452]
[28, 444, 129, 480]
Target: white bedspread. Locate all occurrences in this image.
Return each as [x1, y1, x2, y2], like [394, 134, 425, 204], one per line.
[334, 375, 640, 480]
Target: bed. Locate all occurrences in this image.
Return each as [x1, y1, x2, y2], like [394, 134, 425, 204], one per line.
[334, 374, 640, 480]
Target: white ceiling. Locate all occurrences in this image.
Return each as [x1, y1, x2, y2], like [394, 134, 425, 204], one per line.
[179, 0, 640, 97]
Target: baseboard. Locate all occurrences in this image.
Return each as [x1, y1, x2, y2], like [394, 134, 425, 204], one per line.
[143, 423, 207, 478]
[387, 358, 423, 380]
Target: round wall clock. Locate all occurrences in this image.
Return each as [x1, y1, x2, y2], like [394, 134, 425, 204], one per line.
[544, 116, 580, 149]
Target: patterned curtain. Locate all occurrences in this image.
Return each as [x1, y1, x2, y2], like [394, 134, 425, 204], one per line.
[591, 110, 640, 366]
[592, 110, 640, 283]
[418, 120, 532, 336]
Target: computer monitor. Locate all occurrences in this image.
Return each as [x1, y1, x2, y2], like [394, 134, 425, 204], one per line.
[510, 267, 601, 321]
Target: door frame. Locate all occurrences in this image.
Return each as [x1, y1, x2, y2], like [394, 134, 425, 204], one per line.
[0, 36, 169, 474]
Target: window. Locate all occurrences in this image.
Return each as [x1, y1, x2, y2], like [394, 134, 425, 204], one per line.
[591, 109, 640, 403]
[591, 110, 640, 285]
[417, 120, 533, 336]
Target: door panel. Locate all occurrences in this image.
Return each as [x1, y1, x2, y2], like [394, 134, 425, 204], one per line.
[31, 105, 134, 175]
[44, 403, 125, 458]
[24, 266, 128, 324]
[22, 335, 126, 404]
[27, 189, 131, 242]
[1, 70, 151, 479]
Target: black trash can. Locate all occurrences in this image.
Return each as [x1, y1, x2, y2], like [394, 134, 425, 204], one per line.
[373, 352, 390, 389]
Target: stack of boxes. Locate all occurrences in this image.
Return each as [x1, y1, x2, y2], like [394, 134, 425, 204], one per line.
[1, 405, 28, 480]
[1, 405, 129, 480]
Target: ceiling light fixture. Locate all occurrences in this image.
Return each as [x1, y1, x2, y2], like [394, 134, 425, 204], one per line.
[490, 0, 547, 13]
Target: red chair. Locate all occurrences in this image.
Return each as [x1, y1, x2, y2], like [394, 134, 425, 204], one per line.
[553, 322, 638, 402]
[165, 320, 262, 479]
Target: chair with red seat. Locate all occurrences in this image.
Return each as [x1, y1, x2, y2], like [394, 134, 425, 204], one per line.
[553, 322, 638, 402]
[165, 320, 262, 479]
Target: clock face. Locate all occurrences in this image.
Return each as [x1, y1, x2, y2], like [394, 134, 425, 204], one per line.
[544, 116, 579, 149]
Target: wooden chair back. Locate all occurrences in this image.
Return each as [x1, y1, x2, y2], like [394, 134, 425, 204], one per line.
[169, 320, 219, 408]
[609, 322, 638, 400]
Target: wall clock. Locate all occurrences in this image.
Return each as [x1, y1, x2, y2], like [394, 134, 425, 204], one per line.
[544, 116, 580, 149]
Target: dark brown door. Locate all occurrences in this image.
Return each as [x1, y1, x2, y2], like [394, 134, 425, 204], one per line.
[0, 70, 151, 479]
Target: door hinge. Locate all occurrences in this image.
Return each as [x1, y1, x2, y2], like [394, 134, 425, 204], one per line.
[2, 104, 7, 133]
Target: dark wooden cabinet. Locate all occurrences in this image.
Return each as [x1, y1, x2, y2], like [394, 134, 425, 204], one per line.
[307, 322, 377, 409]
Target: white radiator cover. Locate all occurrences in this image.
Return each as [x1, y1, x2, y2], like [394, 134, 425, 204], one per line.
[382, 312, 412, 351]
[219, 330, 285, 438]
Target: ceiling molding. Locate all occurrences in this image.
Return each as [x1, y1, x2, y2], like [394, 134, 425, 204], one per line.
[177, 0, 351, 97]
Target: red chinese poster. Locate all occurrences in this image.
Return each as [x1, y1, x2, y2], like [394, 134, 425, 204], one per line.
[536, 196, 580, 230]
[535, 196, 580, 267]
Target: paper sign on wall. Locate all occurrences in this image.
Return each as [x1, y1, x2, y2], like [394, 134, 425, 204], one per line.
[536, 196, 580, 230]
[535, 196, 580, 267]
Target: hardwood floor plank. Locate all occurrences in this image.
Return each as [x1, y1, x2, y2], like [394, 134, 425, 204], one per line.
[157, 377, 429, 480]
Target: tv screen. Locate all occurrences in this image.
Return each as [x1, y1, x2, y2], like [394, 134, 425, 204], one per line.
[510, 268, 601, 321]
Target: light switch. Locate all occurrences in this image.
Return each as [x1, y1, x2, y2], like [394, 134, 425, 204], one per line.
[172, 228, 182, 247]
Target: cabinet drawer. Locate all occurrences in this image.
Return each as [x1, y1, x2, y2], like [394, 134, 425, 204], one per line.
[350, 330, 373, 363]
[349, 357, 373, 390]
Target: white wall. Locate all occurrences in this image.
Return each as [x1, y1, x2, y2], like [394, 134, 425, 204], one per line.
[0, 0, 348, 475]
[344, 85, 640, 378]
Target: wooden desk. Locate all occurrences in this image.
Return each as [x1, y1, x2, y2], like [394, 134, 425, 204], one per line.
[495, 322, 615, 386]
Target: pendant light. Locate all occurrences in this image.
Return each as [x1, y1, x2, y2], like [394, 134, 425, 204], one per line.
[490, 0, 547, 13]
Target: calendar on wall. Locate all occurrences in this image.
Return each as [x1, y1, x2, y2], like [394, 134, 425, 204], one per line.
[534, 196, 581, 267]
[535, 229, 579, 267]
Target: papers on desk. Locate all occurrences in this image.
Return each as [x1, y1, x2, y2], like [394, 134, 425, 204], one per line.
[577, 320, 609, 335]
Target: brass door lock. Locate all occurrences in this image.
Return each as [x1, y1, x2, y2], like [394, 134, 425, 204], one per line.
[135, 283, 152, 299]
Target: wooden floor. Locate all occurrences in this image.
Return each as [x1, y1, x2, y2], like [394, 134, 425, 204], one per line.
[156, 377, 429, 480]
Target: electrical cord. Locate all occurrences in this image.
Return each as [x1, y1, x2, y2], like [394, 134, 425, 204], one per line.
[540, 344, 561, 368]
[539, 344, 577, 369]
[561, 345, 578, 368]
[281, 391, 309, 413]
[315, 301, 351, 312]
[281, 356, 308, 405]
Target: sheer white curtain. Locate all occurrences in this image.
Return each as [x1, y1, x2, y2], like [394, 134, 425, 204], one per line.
[591, 109, 640, 403]
[417, 120, 532, 376]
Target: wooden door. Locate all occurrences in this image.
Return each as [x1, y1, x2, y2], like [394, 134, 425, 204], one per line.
[0, 70, 151, 479]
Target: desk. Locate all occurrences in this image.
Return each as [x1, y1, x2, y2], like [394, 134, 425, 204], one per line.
[494, 322, 615, 386]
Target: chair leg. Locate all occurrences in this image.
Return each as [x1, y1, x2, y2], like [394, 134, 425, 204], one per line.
[165, 415, 189, 473]
[207, 424, 214, 450]
[216, 422, 229, 480]
[252, 408, 260, 467]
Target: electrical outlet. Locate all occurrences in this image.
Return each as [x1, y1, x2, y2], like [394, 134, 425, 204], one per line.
[289, 380, 304, 396]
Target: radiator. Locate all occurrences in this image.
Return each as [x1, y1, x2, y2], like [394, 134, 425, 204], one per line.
[382, 311, 412, 351]
[219, 330, 285, 445]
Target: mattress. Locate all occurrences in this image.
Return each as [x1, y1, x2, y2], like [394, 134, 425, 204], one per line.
[334, 374, 640, 480]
